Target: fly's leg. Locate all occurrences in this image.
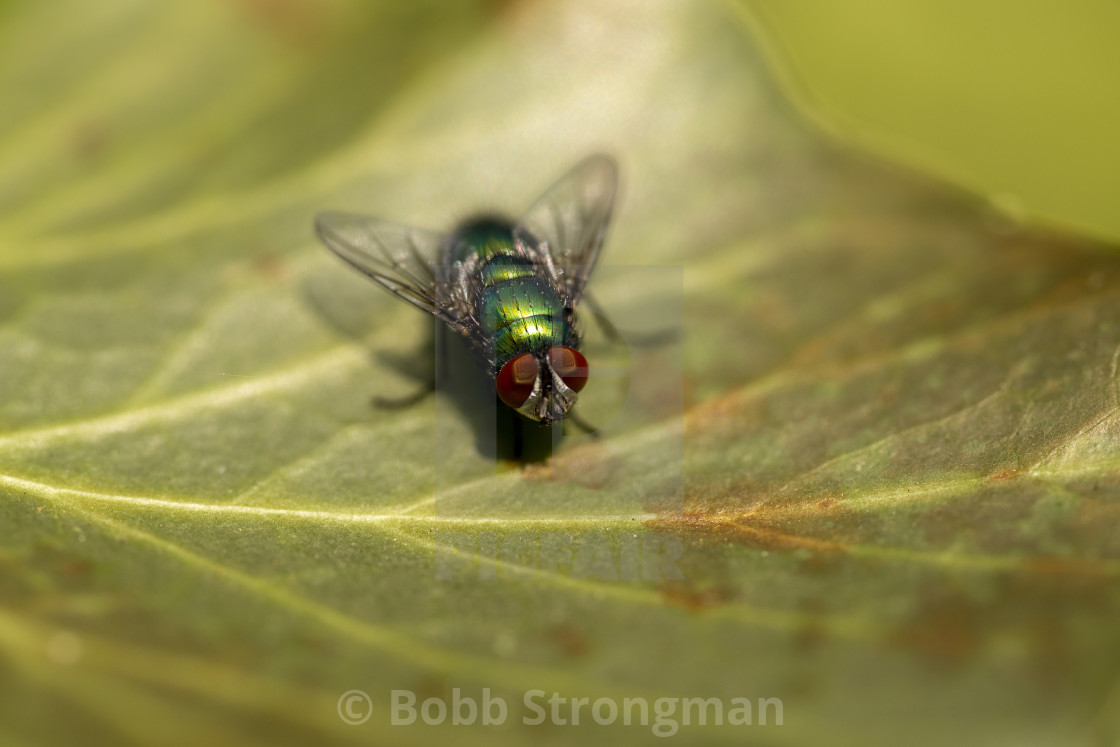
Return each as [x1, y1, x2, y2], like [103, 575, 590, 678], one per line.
[371, 323, 445, 410]
[581, 292, 678, 347]
[371, 384, 434, 410]
[566, 410, 601, 438]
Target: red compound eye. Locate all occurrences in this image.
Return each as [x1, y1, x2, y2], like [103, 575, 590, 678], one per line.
[548, 346, 589, 392]
[496, 353, 539, 409]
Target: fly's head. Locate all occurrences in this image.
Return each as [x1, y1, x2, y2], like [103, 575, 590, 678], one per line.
[496, 346, 589, 424]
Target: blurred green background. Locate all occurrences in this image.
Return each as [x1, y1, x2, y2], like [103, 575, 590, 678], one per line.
[742, 0, 1120, 242]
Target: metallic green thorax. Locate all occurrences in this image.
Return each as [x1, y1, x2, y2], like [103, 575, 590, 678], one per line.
[450, 218, 570, 367]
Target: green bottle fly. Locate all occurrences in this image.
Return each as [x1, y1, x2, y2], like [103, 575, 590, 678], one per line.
[315, 155, 617, 424]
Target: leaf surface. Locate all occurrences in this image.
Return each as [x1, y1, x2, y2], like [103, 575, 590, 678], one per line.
[1, 1, 1118, 744]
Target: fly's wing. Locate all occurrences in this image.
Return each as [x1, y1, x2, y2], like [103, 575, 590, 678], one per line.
[314, 212, 474, 334]
[513, 154, 619, 307]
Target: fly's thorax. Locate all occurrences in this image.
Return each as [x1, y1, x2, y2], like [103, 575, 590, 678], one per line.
[446, 215, 519, 264]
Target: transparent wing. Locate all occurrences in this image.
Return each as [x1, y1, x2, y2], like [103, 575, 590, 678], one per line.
[314, 212, 471, 332]
[514, 153, 619, 306]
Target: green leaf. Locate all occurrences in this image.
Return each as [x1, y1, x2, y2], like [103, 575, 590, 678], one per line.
[2, 0, 1118, 745]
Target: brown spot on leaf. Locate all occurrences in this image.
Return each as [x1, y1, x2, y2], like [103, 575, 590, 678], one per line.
[546, 621, 589, 658]
[232, 0, 325, 45]
[522, 445, 615, 489]
[649, 491, 854, 559]
[409, 675, 449, 702]
[1019, 556, 1115, 578]
[659, 580, 734, 612]
[71, 121, 108, 160]
[252, 253, 286, 280]
[64, 559, 93, 578]
[890, 591, 981, 665]
[519, 462, 554, 481]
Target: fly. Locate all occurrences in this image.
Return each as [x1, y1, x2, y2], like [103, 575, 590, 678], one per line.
[314, 154, 618, 428]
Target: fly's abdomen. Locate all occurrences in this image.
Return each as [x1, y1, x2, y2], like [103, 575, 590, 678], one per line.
[481, 273, 565, 363]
